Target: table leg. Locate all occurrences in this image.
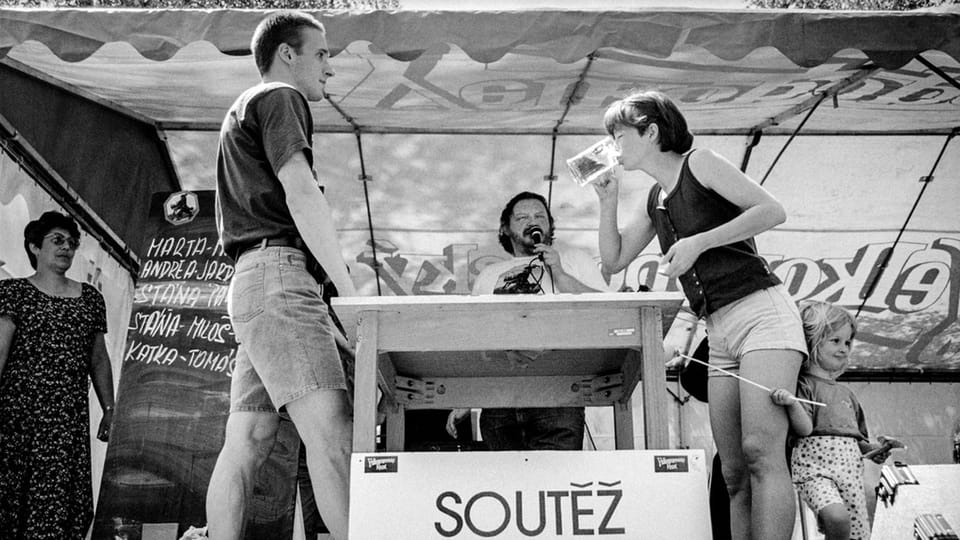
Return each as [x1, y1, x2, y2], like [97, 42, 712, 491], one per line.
[352, 313, 379, 453]
[640, 306, 670, 449]
[613, 400, 635, 449]
[385, 403, 405, 451]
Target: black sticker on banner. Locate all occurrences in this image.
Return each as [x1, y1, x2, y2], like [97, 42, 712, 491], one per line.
[654, 455, 689, 473]
[365, 456, 398, 473]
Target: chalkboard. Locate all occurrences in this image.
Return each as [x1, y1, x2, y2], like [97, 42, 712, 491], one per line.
[92, 191, 299, 540]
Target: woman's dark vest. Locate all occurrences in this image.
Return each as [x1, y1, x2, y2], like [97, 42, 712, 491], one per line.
[646, 151, 780, 317]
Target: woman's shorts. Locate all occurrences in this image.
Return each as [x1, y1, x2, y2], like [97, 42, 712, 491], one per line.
[705, 284, 806, 376]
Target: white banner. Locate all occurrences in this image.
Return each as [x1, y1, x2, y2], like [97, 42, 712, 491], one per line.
[349, 449, 710, 540]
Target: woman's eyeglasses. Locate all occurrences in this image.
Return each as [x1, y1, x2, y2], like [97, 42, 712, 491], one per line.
[44, 233, 80, 250]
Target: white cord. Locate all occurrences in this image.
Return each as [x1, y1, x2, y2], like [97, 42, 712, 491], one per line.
[673, 353, 826, 407]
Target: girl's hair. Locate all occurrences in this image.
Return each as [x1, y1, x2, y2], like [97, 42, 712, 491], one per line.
[799, 300, 857, 370]
[602, 90, 694, 154]
[23, 211, 80, 269]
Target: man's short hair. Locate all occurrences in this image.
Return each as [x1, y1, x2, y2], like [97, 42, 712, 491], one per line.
[498, 191, 555, 255]
[251, 11, 325, 76]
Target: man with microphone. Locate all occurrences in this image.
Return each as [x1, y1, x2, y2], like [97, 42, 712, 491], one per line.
[446, 191, 609, 450]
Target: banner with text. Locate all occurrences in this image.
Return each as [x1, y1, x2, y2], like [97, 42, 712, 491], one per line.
[349, 450, 710, 539]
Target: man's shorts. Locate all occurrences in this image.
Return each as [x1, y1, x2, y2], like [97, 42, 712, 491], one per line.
[228, 246, 347, 412]
[704, 284, 806, 376]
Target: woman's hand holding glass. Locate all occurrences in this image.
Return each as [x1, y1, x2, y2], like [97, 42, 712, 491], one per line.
[591, 167, 620, 201]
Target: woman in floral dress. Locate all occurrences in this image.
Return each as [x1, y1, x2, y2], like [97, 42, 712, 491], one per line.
[0, 211, 115, 539]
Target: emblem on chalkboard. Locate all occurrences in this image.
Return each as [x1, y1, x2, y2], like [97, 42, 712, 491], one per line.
[164, 191, 199, 226]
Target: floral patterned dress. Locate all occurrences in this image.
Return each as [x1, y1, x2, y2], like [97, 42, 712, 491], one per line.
[0, 278, 106, 539]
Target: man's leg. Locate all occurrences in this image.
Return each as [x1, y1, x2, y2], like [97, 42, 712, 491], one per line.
[206, 411, 280, 540]
[523, 407, 585, 450]
[479, 408, 524, 450]
[285, 388, 353, 540]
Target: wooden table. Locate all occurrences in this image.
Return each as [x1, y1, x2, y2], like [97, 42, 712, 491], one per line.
[332, 292, 683, 453]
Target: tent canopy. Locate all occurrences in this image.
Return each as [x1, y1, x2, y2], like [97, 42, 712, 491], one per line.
[2, 7, 959, 135]
[2, 7, 960, 377]
[2, 6, 958, 262]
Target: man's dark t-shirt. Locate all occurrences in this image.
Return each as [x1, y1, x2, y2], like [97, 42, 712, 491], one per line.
[216, 82, 315, 259]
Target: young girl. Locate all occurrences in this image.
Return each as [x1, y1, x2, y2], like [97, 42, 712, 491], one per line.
[771, 301, 894, 540]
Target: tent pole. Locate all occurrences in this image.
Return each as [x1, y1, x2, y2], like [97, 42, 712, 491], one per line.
[543, 52, 597, 209]
[546, 132, 558, 209]
[916, 54, 960, 91]
[759, 93, 827, 186]
[353, 130, 383, 296]
[325, 92, 384, 296]
[856, 127, 959, 318]
[740, 129, 763, 173]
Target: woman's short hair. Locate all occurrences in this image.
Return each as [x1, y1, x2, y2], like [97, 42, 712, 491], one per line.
[23, 211, 80, 269]
[498, 191, 555, 255]
[799, 300, 858, 371]
[251, 11, 325, 76]
[603, 90, 694, 154]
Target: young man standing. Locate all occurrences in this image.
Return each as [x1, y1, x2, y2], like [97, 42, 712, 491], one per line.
[207, 11, 356, 540]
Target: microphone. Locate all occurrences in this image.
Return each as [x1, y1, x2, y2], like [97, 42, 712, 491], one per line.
[529, 228, 545, 262]
[530, 228, 543, 244]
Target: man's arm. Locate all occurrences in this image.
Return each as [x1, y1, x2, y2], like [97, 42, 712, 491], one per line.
[277, 152, 357, 297]
[552, 271, 598, 293]
[536, 247, 607, 294]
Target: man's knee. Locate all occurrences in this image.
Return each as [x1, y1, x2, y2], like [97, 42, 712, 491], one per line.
[222, 413, 281, 465]
[286, 390, 353, 443]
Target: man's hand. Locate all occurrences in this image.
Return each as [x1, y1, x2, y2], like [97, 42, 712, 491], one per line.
[446, 409, 470, 439]
[534, 244, 563, 273]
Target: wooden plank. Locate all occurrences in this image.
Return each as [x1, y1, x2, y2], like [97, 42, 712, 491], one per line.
[376, 352, 398, 407]
[619, 348, 644, 404]
[352, 313, 379, 453]
[384, 403, 404, 451]
[398, 376, 622, 408]
[613, 399, 635, 450]
[388, 349, 627, 378]
[334, 291, 683, 313]
[640, 306, 669, 449]
[332, 292, 683, 344]
[373, 307, 643, 351]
